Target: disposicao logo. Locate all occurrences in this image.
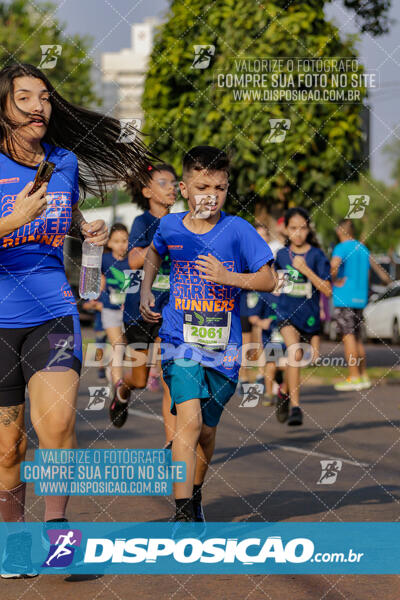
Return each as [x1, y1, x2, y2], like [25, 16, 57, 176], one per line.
[83, 536, 314, 565]
[42, 528, 82, 567]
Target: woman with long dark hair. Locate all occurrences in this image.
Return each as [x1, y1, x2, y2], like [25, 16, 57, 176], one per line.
[0, 63, 154, 578]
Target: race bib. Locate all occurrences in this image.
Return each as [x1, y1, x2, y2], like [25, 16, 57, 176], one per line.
[287, 281, 313, 299]
[109, 289, 126, 305]
[152, 273, 170, 291]
[183, 311, 232, 349]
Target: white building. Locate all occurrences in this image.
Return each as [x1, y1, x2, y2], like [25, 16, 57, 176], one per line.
[101, 17, 160, 120]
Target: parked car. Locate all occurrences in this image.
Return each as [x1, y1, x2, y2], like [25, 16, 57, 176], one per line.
[363, 281, 400, 344]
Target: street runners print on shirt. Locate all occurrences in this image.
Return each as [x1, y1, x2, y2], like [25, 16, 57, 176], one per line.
[0, 142, 80, 327]
[152, 211, 274, 379]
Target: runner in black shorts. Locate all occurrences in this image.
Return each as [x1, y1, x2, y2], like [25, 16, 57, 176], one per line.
[0, 62, 153, 578]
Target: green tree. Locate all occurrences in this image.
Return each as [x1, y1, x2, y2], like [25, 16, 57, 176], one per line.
[340, 0, 392, 36]
[0, 0, 98, 107]
[382, 135, 400, 185]
[142, 0, 367, 219]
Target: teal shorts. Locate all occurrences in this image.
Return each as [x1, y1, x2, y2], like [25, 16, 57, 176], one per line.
[162, 360, 237, 427]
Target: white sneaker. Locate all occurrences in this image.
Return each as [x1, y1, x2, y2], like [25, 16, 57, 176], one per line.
[360, 375, 372, 390]
[334, 377, 364, 391]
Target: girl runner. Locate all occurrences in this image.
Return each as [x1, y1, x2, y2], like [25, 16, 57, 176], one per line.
[0, 62, 153, 578]
[100, 223, 130, 391]
[109, 164, 177, 450]
[274, 207, 331, 426]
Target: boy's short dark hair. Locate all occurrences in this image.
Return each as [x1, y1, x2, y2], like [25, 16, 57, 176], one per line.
[182, 146, 230, 178]
[338, 218, 355, 236]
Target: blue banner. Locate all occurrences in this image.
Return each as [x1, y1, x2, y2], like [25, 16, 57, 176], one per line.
[1, 522, 399, 575]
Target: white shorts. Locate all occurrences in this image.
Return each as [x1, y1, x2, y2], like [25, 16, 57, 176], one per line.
[101, 308, 123, 330]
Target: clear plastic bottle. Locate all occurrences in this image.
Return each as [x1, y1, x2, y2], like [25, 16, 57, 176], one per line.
[79, 240, 103, 300]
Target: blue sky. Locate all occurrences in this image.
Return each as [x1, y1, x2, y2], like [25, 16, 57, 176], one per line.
[55, 0, 400, 184]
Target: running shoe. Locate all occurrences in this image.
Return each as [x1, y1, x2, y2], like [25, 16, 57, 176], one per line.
[287, 406, 303, 426]
[262, 394, 275, 407]
[334, 377, 364, 392]
[360, 374, 372, 390]
[275, 386, 290, 423]
[109, 380, 129, 428]
[1, 532, 37, 579]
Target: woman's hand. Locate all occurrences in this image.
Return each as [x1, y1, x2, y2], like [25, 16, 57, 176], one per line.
[13, 181, 49, 225]
[81, 220, 108, 246]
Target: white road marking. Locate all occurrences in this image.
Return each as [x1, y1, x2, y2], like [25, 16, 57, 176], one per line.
[127, 409, 369, 467]
[268, 443, 369, 468]
[128, 409, 162, 421]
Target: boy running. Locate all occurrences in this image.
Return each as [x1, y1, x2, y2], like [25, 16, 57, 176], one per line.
[140, 146, 276, 522]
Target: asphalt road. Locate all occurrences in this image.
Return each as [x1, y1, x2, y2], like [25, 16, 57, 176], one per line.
[2, 340, 400, 599]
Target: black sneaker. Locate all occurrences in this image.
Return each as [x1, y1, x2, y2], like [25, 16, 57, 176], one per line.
[109, 382, 129, 428]
[1, 532, 37, 579]
[288, 406, 303, 426]
[193, 497, 205, 523]
[174, 509, 194, 522]
[275, 386, 290, 423]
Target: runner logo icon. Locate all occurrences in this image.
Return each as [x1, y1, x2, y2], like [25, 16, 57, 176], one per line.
[42, 529, 82, 567]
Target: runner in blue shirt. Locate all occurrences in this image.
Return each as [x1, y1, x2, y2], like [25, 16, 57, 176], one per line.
[0, 62, 154, 578]
[330, 219, 391, 391]
[274, 207, 331, 426]
[248, 291, 286, 406]
[108, 164, 178, 443]
[100, 223, 130, 392]
[140, 146, 276, 523]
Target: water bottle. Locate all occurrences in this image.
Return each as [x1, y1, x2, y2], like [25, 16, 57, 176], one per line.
[79, 240, 103, 300]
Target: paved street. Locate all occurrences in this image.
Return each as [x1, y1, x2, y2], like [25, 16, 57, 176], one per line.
[2, 340, 400, 599]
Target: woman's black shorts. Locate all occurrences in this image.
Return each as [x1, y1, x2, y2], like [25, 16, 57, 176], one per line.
[0, 315, 82, 407]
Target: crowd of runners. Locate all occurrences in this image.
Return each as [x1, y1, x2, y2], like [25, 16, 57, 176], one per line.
[0, 62, 392, 577]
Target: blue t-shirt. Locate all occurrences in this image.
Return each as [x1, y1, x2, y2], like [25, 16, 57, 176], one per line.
[101, 252, 130, 310]
[152, 211, 274, 379]
[0, 142, 80, 327]
[332, 240, 370, 308]
[275, 245, 330, 333]
[123, 211, 171, 324]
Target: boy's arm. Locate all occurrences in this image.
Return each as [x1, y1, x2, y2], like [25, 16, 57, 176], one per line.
[140, 242, 163, 322]
[195, 254, 277, 292]
[330, 256, 342, 281]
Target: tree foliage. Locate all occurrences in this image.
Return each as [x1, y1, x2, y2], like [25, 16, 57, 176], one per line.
[0, 0, 98, 107]
[340, 0, 392, 36]
[142, 0, 367, 218]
